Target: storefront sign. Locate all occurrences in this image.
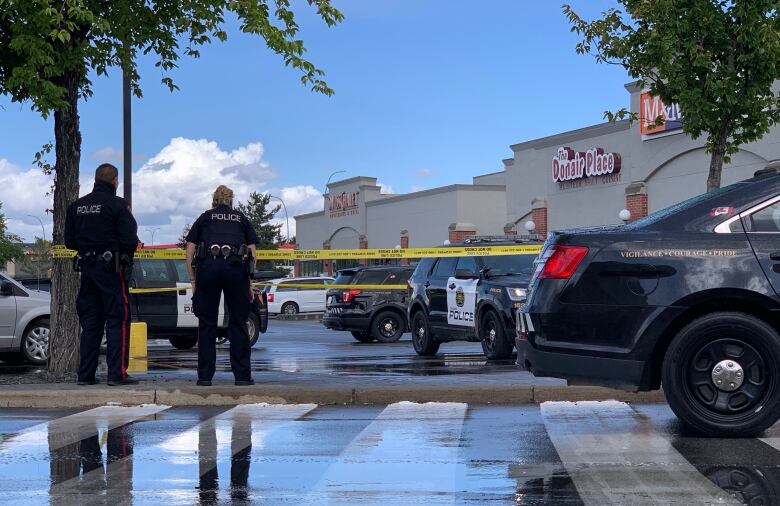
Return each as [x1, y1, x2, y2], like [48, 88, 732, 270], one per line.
[329, 191, 360, 218]
[551, 146, 622, 183]
[640, 91, 683, 137]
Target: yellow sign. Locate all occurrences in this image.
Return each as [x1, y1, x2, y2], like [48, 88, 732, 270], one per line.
[52, 244, 541, 260]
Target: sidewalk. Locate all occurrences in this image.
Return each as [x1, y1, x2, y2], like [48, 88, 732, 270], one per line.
[0, 369, 666, 408]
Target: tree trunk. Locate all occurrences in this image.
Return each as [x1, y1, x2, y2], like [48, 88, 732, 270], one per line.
[706, 119, 731, 192]
[48, 70, 82, 374]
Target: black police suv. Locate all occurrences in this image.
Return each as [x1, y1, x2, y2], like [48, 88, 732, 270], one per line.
[517, 169, 780, 437]
[130, 257, 268, 349]
[407, 239, 540, 359]
[323, 266, 415, 343]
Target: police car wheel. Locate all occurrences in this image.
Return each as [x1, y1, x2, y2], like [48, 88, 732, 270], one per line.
[281, 302, 299, 315]
[169, 336, 198, 350]
[247, 313, 260, 347]
[351, 331, 375, 343]
[372, 311, 404, 343]
[480, 311, 512, 361]
[21, 318, 49, 365]
[411, 311, 439, 356]
[662, 312, 780, 437]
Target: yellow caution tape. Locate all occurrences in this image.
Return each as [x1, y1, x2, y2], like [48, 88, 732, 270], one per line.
[126, 283, 408, 294]
[52, 244, 541, 260]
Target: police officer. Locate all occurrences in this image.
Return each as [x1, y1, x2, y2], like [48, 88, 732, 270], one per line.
[64, 163, 139, 386]
[185, 185, 257, 386]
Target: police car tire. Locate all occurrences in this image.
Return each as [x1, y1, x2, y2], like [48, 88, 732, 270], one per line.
[411, 311, 440, 356]
[662, 312, 780, 437]
[480, 310, 512, 360]
[371, 311, 404, 343]
[169, 336, 198, 350]
[247, 313, 260, 347]
[281, 302, 299, 315]
[351, 331, 375, 343]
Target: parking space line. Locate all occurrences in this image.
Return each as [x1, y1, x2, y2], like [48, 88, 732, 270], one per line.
[541, 401, 739, 506]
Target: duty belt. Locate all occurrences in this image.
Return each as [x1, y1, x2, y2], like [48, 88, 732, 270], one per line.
[82, 250, 114, 263]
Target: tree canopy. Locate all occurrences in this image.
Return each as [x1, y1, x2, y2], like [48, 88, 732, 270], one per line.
[237, 192, 283, 249]
[0, 0, 344, 115]
[564, 0, 780, 190]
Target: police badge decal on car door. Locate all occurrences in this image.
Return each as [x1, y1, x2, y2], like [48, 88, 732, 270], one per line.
[446, 277, 478, 327]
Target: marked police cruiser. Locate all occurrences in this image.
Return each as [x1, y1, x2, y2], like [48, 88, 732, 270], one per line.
[130, 256, 267, 349]
[517, 168, 780, 437]
[407, 238, 541, 359]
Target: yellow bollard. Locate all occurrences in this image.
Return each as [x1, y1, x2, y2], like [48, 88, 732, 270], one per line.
[127, 322, 148, 373]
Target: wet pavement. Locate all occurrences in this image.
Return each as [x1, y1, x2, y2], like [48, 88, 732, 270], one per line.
[147, 320, 518, 377]
[0, 320, 530, 385]
[0, 401, 778, 504]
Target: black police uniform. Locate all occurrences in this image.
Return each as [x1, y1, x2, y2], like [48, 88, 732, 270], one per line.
[64, 180, 139, 385]
[186, 204, 258, 382]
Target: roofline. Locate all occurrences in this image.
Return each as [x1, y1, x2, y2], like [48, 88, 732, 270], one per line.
[510, 120, 630, 152]
[365, 184, 505, 207]
[294, 210, 325, 220]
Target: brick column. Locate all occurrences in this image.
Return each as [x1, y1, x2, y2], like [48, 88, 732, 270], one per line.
[323, 240, 333, 277]
[358, 235, 368, 266]
[503, 223, 517, 236]
[400, 229, 410, 265]
[625, 182, 648, 223]
[448, 223, 477, 243]
[531, 198, 548, 237]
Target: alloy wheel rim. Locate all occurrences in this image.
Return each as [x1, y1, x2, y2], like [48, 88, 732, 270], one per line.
[485, 321, 497, 350]
[25, 326, 49, 361]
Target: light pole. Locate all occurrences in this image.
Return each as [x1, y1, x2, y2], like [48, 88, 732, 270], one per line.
[268, 195, 290, 243]
[145, 227, 160, 245]
[325, 170, 346, 203]
[27, 215, 46, 242]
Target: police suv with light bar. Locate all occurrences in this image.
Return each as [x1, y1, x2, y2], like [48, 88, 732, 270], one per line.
[407, 238, 542, 360]
[517, 169, 780, 437]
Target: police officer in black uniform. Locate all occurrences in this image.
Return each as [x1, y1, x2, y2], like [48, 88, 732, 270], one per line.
[185, 185, 257, 386]
[64, 163, 139, 386]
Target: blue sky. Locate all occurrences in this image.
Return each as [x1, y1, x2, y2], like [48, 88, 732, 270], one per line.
[0, 0, 628, 243]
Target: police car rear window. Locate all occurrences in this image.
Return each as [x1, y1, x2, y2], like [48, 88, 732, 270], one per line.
[355, 270, 392, 285]
[334, 272, 356, 285]
[482, 254, 535, 276]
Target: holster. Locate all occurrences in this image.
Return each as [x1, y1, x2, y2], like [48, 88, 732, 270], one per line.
[72, 255, 82, 273]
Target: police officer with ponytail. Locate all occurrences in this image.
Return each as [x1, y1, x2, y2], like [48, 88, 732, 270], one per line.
[64, 163, 139, 386]
[185, 185, 257, 386]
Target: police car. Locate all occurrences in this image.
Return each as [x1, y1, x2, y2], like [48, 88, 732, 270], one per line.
[407, 238, 541, 359]
[517, 168, 780, 437]
[130, 257, 268, 349]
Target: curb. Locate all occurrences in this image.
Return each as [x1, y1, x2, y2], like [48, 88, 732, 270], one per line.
[0, 384, 667, 408]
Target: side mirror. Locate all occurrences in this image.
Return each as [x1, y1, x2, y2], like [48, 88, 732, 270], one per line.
[0, 281, 14, 296]
[454, 269, 479, 280]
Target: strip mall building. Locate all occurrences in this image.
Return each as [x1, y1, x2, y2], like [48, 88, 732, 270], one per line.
[295, 83, 780, 276]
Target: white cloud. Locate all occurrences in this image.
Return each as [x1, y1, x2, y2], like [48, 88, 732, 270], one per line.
[410, 185, 427, 193]
[417, 168, 433, 177]
[379, 183, 394, 194]
[2, 138, 327, 244]
[92, 146, 123, 162]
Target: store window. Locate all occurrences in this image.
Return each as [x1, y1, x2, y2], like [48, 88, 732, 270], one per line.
[299, 261, 323, 277]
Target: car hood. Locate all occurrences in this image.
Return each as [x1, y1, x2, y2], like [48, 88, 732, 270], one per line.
[484, 274, 531, 288]
[25, 290, 51, 303]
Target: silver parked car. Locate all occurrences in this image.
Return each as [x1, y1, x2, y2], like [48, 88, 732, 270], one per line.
[0, 273, 50, 365]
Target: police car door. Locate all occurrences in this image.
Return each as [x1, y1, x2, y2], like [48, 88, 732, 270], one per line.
[132, 259, 178, 330]
[742, 197, 780, 297]
[446, 256, 479, 330]
[171, 259, 225, 328]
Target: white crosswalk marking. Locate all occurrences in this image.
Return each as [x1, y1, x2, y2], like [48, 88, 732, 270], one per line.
[0, 404, 169, 452]
[305, 401, 468, 505]
[0, 404, 169, 506]
[541, 401, 740, 505]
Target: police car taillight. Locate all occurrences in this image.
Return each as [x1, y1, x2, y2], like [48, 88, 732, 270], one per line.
[343, 289, 362, 302]
[267, 293, 275, 303]
[540, 245, 589, 279]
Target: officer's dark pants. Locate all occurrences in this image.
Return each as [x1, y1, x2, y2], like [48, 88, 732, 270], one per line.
[76, 259, 131, 383]
[195, 257, 252, 382]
